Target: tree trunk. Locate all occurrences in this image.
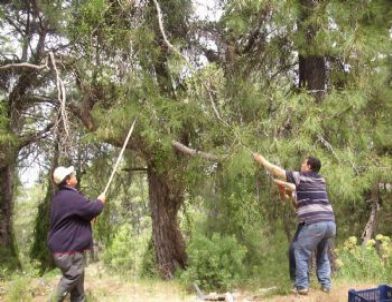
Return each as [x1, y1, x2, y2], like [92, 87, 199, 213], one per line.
[362, 185, 380, 244]
[298, 0, 327, 102]
[147, 163, 187, 279]
[299, 55, 327, 101]
[0, 164, 19, 268]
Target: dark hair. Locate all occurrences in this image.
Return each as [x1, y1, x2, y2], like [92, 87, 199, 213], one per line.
[306, 156, 321, 172]
[57, 174, 72, 187]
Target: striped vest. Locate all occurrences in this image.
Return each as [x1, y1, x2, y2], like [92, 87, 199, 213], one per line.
[286, 171, 335, 224]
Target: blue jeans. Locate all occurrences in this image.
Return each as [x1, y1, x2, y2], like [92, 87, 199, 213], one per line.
[293, 221, 336, 290]
[289, 223, 304, 282]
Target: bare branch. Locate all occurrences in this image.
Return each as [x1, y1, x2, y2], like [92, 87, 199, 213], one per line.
[49, 51, 70, 154]
[0, 62, 48, 70]
[317, 134, 339, 161]
[18, 122, 54, 149]
[152, 0, 190, 66]
[317, 134, 359, 174]
[172, 140, 220, 161]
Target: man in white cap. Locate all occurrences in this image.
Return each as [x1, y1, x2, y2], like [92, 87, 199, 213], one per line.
[48, 166, 106, 302]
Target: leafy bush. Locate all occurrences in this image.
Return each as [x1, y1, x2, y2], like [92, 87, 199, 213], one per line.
[3, 275, 32, 302]
[140, 239, 159, 278]
[0, 247, 19, 277]
[102, 224, 148, 275]
[181, 233, 247, 291]
[336, 235, 392, 282]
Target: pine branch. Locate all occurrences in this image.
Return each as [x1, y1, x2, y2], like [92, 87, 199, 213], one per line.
[152, 0, 227, 126]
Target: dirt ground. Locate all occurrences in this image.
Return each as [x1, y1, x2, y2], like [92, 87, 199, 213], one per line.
[1, 264, 376, 302]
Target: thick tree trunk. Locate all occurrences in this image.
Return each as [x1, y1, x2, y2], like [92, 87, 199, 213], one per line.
[147, 163, 187, 279]
[362, 186, 380, 244]
[0, 164, 19, 268]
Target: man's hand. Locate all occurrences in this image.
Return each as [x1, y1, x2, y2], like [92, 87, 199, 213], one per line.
[252, 152, 265, 165]
[253, 152, 287, 180]
[97, 193, 106, 204]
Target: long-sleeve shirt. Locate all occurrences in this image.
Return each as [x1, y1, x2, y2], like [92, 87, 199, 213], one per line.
[48, 186, 104, 253]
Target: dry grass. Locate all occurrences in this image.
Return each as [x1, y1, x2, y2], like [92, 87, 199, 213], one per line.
[255, 282, 375, 302]
[0, 264, 379, 302]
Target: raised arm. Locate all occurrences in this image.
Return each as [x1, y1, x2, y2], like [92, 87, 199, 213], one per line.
[273, 179, 298, 209]
[252, 153, 287, 180]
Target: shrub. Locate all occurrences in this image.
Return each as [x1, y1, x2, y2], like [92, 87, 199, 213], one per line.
[180, 233, 247, 291]
[140, 239, 159, 278]
[4, 275, 32, 302]
[335, 235, 392, 282]
[102, 224, 147, 275]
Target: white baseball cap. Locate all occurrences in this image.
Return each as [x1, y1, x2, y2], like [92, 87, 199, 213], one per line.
[53, 166, 76, 185]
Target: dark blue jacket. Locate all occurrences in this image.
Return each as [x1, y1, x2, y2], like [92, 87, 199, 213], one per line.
[48, 186, 104, 253]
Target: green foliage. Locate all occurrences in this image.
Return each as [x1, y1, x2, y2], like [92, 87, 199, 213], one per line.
[198, 148, 263, 236]
[0, 247, 19, 278]
[3, 275, 32, 302]
[102, 223, 149, 275]
[246, 228, 293, 288]
[0, 102, 17, 146]
[30, 183, 54, 274]
[140, 239, 159, 279]
[336, 235, 392, 282]
[72, 0, 108, 36]
[181, 233, 247, 291]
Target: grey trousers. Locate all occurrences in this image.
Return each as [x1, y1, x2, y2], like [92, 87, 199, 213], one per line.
[50, 252, 86, 302]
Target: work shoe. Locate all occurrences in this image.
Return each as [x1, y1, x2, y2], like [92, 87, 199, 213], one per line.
[291, 287, 309, 295]
[321, 287, 330, 294]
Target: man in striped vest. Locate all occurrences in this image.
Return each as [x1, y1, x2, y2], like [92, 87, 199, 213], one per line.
[253, 153, 336, 295]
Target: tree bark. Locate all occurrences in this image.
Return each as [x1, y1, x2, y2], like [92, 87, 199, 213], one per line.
[0, 163, 19, 268]
[299, 55, 327, 101]
[147, 163, 187, 279]
[362, 185, 380, 244]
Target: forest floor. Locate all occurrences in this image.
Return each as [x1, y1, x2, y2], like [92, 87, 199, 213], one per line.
[0, 263, 375, 302]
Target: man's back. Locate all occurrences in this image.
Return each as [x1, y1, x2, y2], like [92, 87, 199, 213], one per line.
[286, 171, 335, 224]
[48, 187, 103, 253]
